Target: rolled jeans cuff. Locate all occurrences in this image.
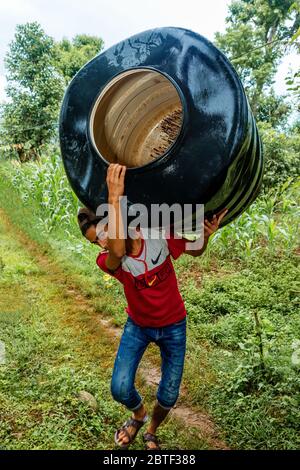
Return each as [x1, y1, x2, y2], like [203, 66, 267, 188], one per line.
[157, 400, 173, 411]
[128, 400, 143, 412]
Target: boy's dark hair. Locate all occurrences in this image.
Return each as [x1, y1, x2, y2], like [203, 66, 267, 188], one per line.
[77, 207, 102, 236]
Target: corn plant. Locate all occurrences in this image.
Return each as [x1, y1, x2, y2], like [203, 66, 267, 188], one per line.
[212, 177, 300, 258]
[10, 151, 80, 232]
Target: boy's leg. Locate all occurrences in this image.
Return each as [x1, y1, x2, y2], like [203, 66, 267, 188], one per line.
[111, 317, 150, 445]
[146, 318, 187, 447]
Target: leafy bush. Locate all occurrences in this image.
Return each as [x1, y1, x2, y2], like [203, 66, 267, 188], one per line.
[258, 122, 300, 190]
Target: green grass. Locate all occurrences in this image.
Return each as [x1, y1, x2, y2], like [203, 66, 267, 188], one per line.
[0, 156, 299, 449]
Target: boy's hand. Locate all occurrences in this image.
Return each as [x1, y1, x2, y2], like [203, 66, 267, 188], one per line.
[106, 164, 126, 202]
[204, 208, 228, 239]
[185, 208, 228, 257]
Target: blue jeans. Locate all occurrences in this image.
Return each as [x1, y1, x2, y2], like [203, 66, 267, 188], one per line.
[111, 316, 187, 411]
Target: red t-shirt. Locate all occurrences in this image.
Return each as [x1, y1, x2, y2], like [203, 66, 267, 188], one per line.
[96, 229, 187, 327]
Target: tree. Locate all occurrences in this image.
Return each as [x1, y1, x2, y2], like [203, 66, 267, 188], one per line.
[215, 0, 300, 117]
[0, 24, 104, 162]
[0, 22, 65, 161]
[55, 34, 104, 83]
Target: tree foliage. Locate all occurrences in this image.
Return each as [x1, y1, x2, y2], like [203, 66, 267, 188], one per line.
[259, 121, 300, 189]
[0, 23, 104, 162]
[55, 34, 104, 83]
[215, 0, 300, 117]
[0, 23, 65, 161]
[255, 90, 291, 128]
[285, 25, 300, 108]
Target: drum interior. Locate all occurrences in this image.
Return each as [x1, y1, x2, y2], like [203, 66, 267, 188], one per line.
[90, 69, 183, 168]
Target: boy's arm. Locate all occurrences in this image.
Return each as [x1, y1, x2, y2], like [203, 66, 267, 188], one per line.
[184, 236, 209, 257]
[105, 164, 127, 272]
[184, 209, 228, 257]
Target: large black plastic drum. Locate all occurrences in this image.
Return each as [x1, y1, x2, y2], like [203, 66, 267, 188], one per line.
[59, 27, 263, 228]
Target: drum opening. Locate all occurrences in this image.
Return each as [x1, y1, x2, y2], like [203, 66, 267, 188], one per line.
[90, 68, 183, 168]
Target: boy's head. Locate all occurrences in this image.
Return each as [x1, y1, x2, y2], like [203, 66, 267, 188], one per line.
[77, 207, 142, 251]
[77, 207, 108, 249]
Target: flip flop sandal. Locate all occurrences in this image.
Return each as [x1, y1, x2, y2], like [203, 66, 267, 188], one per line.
[143, 432, 161, 450]
[114, 414, 148, 449]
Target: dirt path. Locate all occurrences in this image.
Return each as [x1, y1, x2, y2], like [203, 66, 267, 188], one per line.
[0, 208, 229, 450]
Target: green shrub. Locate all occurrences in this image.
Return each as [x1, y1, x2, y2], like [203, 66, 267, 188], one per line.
[258, 122, 300, 190]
